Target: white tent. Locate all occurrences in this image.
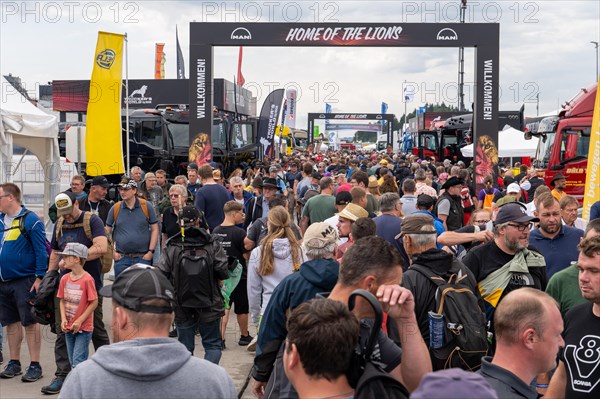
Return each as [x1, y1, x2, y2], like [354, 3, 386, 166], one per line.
[0, 75, 60, 224]
[460, 127, 539, 158]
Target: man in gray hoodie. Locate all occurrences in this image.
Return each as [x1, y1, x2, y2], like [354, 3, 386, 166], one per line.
[58, 264, 236, 399]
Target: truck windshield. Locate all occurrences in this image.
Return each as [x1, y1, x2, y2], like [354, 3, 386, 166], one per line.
[212, 122, 227, 149]
[534, 132, 555, 169]
[166, 122, 189, 148]
[232, 123, 254, 148]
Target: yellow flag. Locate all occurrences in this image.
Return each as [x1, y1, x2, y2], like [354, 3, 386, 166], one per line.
[582, 77, 600, 221]
[86, 31, 125, 176]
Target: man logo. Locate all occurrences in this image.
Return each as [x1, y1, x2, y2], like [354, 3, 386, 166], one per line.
[436, 28, 458, 41]
[376, 115, 383, 119]
[96, 49, 116, 69]
[231, 27, 252, 40]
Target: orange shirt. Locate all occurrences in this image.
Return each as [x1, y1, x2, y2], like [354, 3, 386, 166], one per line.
[57, 272, 97, 332]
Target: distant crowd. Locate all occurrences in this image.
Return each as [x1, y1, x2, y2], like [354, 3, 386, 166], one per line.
[1, 148, 599, 398]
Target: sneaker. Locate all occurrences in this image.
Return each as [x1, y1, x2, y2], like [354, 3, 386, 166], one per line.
[41, 377, 64, 395]
[0, 360, 22, 378]
[247, 335, 258, 352]
[238, 334, 253, 346]
[22, 363, 43, 382]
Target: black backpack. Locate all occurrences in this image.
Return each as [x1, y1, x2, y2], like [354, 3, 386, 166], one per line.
[173, 241, 216, 309]
[347, 290, 409, 399]
[30, 270, 60, 332]
[411, 264, 488, 371]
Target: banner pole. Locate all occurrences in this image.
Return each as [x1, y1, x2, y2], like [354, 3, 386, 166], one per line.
[125, 32, 130, 175]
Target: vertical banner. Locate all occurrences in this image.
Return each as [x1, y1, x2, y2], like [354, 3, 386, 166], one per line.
[403, 85, 415, 102]
[257, 88, 284, 160]
[285, 88, 297, 128]
[176, 26, 186, 79]
[189, 43, 213, 165]
[582, 77, 600, 221]
[86, 31, 125, 176]
[155, 43, 165, 79]
[237, 46, 245, 87]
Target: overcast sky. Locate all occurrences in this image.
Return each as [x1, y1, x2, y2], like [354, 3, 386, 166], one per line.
[1, 1, 599, 129]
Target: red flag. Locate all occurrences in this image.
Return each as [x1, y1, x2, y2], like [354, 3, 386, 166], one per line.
[237, 46, 245, 87]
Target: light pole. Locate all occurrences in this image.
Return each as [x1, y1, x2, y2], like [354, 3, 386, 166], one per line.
[592, 41, 599, 80]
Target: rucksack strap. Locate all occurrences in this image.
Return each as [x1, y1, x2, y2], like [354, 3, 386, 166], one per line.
[112, 199, 150, 233]
[348, 289, 382, 359]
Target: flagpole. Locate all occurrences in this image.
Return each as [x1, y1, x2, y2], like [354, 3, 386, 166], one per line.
[403, 80, 407, 132]
[125, 32, 130, 175]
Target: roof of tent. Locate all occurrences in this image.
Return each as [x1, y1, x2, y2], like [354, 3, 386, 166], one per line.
[460, 127, 539, 158]
[1, 75, 60, 226]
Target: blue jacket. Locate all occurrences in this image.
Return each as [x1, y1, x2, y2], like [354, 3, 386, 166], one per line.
[229, 190, 253, 213]
[413, 210, 446, 249]
[0, 207, 48, 281]
[252, 257, 340, 382]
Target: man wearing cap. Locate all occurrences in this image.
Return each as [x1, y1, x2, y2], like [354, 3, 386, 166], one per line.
[80, 176, 112, 224]
[49, 175, 88, 223]
[43, 191, 109, 394]
[434, 176, 465, 231]
[478, 288, 564, 399]
[0, 183, 48, 382]
[300, 177, 337, 234]
[269, 165, 288, 196]
[529, 193, 583, 278]
[244, 177, 279, 229]
[252, 223, 341, 396]
[195, 165, 230, 231]
[550, 173, 567, 201]
[335, 203, 369, 259]
[158, 206, 229, 364]
[495, 182, 522, 207]
[462, 203, 547, 342]
[400, 214, 484, 369]
[59, 265, 236, 398]
[412, 368, 498, 399]
[106, 177, 159, 278]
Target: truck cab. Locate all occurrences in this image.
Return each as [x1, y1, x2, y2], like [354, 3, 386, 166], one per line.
[531, 84, 596, 203]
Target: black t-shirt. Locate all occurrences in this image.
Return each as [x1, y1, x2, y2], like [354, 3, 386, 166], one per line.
[560, 302, 600, 398]
[461, 240, 547, 292]
[453, 224, 488, 252]
[213, 225, 247, 278]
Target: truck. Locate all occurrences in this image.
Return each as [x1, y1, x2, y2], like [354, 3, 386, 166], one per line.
[412, 106, 525, 162]
[66, 105, 258, 179]
[529, 83, 597, 203]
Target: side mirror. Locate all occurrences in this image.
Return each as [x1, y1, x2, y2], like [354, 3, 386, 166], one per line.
[550, 164, 564, 171]
[524, 132, 532, 140]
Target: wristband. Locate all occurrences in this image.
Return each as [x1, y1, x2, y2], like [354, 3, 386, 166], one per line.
[536, 384, 548, 388]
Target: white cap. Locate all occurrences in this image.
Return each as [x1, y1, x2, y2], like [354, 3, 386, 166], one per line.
[507, 183, 521, 193]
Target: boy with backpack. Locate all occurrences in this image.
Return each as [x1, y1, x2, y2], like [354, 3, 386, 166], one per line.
[157, 206, 230, 365]
[56, 243, 98, 368]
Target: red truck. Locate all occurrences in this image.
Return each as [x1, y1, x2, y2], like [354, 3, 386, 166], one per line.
[529, 83, 597, 204]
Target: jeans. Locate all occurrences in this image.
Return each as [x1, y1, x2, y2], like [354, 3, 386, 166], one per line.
[114, 256, 151, 278]
[65, 331, 92, 368]
[176, 317, 222, 364]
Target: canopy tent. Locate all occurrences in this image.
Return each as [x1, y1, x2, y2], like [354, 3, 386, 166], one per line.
[0, 75, 60, 225]
[460, 126, 539, 158]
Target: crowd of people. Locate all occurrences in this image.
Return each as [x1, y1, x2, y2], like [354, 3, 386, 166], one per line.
[1, 149, 600, 398]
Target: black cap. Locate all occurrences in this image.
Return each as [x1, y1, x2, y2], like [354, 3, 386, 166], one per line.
[335, 191, 352, 206]
[91, 175, 110, 188]
[181, 206, 200, 224]
[312, 172, 323, 180]
[262, 177, 278, 189]
[494, 202, 539, 225]
[441, 176, 464, 190]
[99, 265, 175, 314]
[417, 194, 436, 208]
[187, 163, 198, 171]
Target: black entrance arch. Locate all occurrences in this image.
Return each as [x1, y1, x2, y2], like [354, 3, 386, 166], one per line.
[189, 22, 499, 187]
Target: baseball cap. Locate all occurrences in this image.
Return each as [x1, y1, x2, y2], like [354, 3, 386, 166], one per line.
[397, 214, 436, 239]
[416, 194, 436, 209]
[187, 163, 198, 171]
[55, 191, 77, 217]
[91, 175, 110, 188]
[379, 159, 388, 165]
[335, 191, 352, 206]
[181, 206, 201, 225]
[56, 242, 89, 259]
[337, 203, 369, 222]
[269, 166, 278, 173]
[99, 264, 176, 314]
[303, 223, 339, 249]
[494, 202, 539, 225]
[507, 182, 521, 193]
[118, 176, 137, 189]
[411, 368, 498, 399]
[312, 172, 323, 180]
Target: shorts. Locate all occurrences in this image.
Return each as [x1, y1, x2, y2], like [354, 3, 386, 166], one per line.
[228, 277, 249, 315]
[0, 275, 37, 326]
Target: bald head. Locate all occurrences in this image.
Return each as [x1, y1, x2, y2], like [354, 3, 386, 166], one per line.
[494, 288, 558, 345]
